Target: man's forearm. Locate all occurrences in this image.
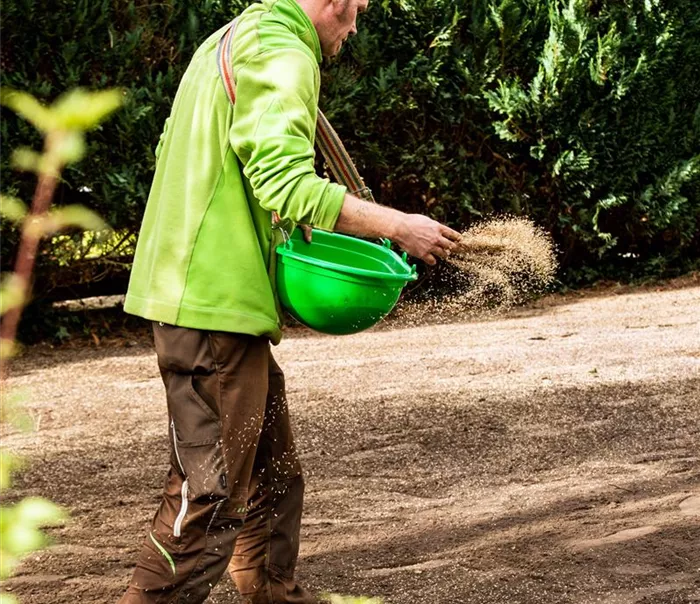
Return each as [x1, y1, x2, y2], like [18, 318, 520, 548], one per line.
[333, 194, 405, 242]
[330, 193, 461, 265]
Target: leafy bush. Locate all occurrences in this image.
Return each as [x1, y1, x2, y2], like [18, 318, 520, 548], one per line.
[323, 0, 699, 282]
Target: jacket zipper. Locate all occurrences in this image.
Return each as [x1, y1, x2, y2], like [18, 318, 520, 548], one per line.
[171, 418, 189, 538]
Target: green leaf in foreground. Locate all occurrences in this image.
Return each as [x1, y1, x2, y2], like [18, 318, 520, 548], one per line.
[51, 88, 124, 131]
[24, 206, 110, 239]
[0, 274, 25, 315]
[0, 196, 28, 223]
[0, 88, 56, 132]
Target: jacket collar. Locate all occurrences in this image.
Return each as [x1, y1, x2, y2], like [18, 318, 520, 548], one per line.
[264, 0, 322, 63]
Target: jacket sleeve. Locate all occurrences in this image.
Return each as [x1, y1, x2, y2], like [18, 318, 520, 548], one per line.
[230, 48, 346, 230]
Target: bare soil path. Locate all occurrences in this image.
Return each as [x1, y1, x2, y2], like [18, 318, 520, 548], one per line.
[2, 282, 700, 603]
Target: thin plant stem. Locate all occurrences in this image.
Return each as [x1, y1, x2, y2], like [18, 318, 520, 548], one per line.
[0, 139, 61, 380]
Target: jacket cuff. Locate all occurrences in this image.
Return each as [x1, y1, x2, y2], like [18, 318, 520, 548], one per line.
[312, 181, 346, 231]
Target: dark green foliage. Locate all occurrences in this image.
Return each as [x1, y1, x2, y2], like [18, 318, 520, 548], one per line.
[323, 0, 699, 281]
[2, 0, 699, 314]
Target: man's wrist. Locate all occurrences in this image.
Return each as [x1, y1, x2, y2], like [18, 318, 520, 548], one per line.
[386, 210, 405, 246]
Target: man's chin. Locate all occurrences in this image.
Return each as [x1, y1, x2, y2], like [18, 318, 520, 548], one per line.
[322, 41, 343, 58]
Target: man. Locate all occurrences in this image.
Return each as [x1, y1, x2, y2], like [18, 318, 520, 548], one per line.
[121, 0, 460, 602]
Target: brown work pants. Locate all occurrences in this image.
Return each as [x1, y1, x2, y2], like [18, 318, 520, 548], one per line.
[120, 323, 314, 604]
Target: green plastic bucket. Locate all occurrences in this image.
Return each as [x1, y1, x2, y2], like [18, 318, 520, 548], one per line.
[276, 228, 417, 335]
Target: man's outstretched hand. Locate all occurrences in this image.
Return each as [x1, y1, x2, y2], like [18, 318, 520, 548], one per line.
[392, 213, 461, 265]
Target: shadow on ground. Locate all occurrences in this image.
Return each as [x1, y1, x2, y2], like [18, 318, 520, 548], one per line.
[4, 374, 699, 603]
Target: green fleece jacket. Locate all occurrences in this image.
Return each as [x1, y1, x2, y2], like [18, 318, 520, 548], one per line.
[123, 0, 346, 344]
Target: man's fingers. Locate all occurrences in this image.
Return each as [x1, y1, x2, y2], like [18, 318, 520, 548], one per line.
[423, 252, 437, 266]
[300, 224, 313, 243]
[440, 236, 458, 252]
[432, 234, 457, 255]
[435, 241, 457, 260]
[441, 225, 462, 241]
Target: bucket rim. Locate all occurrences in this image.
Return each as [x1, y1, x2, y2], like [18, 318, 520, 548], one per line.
[276, 230, 417, 284]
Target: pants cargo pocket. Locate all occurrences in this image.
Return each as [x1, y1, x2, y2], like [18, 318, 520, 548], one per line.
[168, 374, 228, 502]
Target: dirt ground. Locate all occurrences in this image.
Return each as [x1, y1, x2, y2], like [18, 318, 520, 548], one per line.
[2, 281, 700, 604]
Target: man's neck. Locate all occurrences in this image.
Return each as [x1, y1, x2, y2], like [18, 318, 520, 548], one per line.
[294, 0, 322, 30]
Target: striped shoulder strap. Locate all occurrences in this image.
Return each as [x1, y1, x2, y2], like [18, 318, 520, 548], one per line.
[216, 19, 374, 202]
